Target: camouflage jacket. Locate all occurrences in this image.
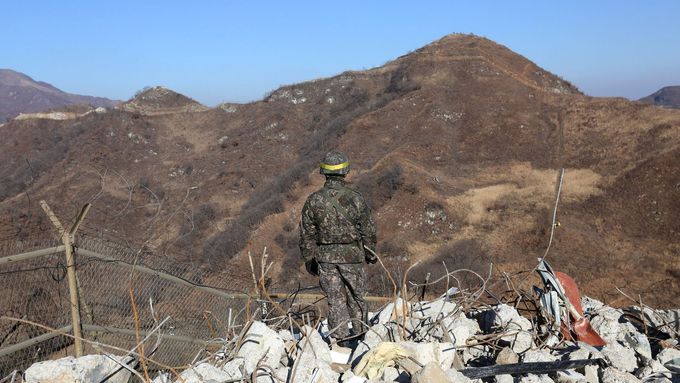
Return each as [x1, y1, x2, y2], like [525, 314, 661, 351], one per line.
[299, 177, 377, 264]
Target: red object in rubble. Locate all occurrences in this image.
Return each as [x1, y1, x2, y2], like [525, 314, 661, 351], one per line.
[555, 271, 607, 347]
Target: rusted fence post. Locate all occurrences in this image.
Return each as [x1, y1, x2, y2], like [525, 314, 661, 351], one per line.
[40, 201, 91, 357]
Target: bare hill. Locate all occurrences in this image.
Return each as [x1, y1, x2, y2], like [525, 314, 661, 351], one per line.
[119, 86, 209, 115]
[0, 69, 119, 122]
[639, 86, 680, 108]
[0, 34, 678, 307]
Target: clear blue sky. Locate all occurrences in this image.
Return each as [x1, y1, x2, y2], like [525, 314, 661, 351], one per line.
[3, 1, 679, 105]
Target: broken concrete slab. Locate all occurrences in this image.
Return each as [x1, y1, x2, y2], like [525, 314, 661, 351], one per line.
[444, 313, 481, 347]
[399, 341, 457, 369]
[581, 297, 605, 313]
[24, 355, 132, 383]
[447, 368, 473, 383]
[557, 370, 588, 383]
[463, 344, 491, 364]
[496, 348, 519, 365]
[381, 366, 400, 381]
[297, 325, 332, 364]
[505, 330, 534, 354]
[374, 298, 409, 325]
[220, 359, 245, 380]
[237, 321, 286, 375]
[256, 366, 289, 383]
[291, 360, 339, 383]
[589, 307, 637, 344]
[331, 344, 353, 365]
[481, 304, 534, 353]
[151, 372, 171, 383]
[290, 328, 339, 383]
[565, 346, 591, 362]
[635, 359, 670, 381]
[340, 370, 365, 382]
[519, 373, 555, 383]
[655, 348, 680, 366]
[584, 365, 599, 383]
[523, 349, 558, 363]
[623, 332, 652, 361]
[411, 362, 450, 383]
[177, 362, 233, 383]
[601, 343, 638, 372]
[483, 304, 533, 332]
[412, 298, 459, 320]
[601, 367, 641, 383]
[343, 376, 367, 383]
[627, 307, 680, 338]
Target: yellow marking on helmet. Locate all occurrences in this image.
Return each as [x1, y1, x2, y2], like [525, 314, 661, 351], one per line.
[320, 161, 349, 171]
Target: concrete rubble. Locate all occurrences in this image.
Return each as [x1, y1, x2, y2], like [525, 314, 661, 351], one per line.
[22, 296, 680, 383]
[23, 354, 133, 383]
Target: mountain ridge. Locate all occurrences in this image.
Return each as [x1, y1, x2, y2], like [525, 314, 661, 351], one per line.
[0, 69, 119, 122]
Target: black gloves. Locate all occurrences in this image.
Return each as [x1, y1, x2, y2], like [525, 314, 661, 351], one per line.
[305, 258, 319, 276]
[364, 246, 378, 264]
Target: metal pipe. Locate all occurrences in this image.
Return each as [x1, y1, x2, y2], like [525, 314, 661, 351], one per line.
[81, 324, 216, 346]
[0, 246, 65, 265]
[0, 325, 72, 358]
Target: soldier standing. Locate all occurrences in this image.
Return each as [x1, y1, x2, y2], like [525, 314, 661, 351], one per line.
[299, 151, 377, 346]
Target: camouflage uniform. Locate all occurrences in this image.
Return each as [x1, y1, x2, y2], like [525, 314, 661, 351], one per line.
[299, 176, 377, 339]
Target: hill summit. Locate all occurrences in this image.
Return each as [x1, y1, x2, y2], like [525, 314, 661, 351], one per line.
[119, 86, 209, 114]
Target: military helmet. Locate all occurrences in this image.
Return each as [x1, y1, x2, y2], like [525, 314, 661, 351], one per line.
[320, 151, 350, 175]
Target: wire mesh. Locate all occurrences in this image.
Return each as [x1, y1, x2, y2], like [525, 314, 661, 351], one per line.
[0, 233, 256, 376]
[0, 237, 71, 375]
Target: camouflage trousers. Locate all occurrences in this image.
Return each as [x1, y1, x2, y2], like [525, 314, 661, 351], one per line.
[318, 262, 367, 340]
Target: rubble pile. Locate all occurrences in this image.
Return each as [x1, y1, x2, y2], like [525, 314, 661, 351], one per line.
[22, 296, 680, 383]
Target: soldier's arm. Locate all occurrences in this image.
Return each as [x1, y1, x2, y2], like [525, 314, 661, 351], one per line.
[355, 195, 377, 251]
[299, 197, 318, 262]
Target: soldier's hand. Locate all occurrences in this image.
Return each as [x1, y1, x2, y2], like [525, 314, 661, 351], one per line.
[365, 253, 378, 264]
[305, 259, 319, 276]
[364, 246, 378, 264]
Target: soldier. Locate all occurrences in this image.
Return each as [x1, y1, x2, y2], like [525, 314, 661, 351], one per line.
[299, 151, 377, 346]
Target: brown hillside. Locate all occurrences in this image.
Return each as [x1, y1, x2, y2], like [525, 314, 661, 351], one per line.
[0, 34, 678, 307]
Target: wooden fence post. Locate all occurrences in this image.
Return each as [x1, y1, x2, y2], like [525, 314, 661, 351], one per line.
[40, 201, 91, 357]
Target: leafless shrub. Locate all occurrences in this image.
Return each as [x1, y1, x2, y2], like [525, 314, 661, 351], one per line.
[356, 164, 404, 209]
[175, 204, 217, 247]
[410, 239, 489, 293]
[386, 64, 420, 95]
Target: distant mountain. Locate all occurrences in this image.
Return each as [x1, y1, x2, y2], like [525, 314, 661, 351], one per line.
[0, 69, 119, 122]
[639, 86, 680, 108]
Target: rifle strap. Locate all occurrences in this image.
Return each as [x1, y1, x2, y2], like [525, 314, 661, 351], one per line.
[324, 188, 355, 227]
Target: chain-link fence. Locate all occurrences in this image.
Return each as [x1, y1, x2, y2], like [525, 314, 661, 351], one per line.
[0, 201, 397, 379]
[0, 232, 263, 376]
